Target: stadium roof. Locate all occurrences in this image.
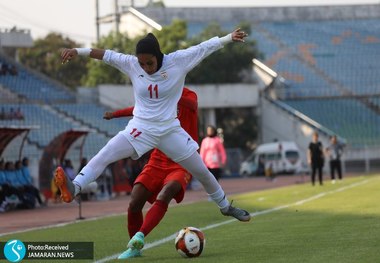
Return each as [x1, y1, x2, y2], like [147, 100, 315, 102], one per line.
[38, 129, 89, 192]
[0, 126, 38, 159]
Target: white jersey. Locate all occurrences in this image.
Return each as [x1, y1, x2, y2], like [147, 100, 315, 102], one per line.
[103, 37, 223, 123]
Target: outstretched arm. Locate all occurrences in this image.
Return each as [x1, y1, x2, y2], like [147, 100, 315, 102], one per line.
[103, 106, 134, 120]
[60, 48, 105, 64]
[176, 28, 249, 73]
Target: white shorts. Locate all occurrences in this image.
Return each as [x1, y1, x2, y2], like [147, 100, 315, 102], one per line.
[120, 117, 199, 162]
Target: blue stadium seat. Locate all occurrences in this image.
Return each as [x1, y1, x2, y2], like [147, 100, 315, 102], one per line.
[0, 56, 75, 102]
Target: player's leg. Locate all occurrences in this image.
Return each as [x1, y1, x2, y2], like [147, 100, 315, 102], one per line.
[55, 133, 137, 203]
[118, 183, 152, 260]
[318, 165, 323, 185]
[139, 169, 190, 236]
[119, 164, 164, 260]
[126, 169, 187, 259]
[159, 128, 250, 222]
[128, 183, 152, 238]
[126, 181, 180, 257]
[138, 181, 181, 236]
[330, 160, 335, 183]
[311, 164, 316, 185]
[178, 152, 250, 222]
[337, 160, 342, 180]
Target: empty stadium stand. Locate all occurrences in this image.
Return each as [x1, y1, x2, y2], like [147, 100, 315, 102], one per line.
[0, 54, 75, 102]
[251, 19, 380, 146]
[54, 104, 129, 137]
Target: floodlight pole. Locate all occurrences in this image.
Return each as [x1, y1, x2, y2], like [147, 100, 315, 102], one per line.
[95, 0, 100, 43]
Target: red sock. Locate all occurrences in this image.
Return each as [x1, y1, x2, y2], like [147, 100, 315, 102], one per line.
[128, 208, 143, 238]
[140, 200, 168, 236]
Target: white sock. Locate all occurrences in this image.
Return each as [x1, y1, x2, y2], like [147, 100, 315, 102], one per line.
[73, 166, 96, 193]
[208, 187, 229, 210]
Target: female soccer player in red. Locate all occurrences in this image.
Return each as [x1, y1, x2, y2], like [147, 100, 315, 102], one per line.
[103, 87, 197, 258]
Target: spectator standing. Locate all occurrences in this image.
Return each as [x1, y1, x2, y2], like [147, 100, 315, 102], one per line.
[265, 160, 275, 181]
[257, 155, 265, 176]
[307, 132, 324, 186]
[325, 135, 344, 183]
[200, 125, 227, 181]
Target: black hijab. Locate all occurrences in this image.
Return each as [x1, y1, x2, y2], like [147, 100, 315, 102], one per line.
[136, 33, 164, 71]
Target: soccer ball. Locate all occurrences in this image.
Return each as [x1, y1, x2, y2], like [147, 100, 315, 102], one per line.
[175, 227, 205, 258]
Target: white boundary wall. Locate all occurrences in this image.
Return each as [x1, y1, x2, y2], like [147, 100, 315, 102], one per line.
[97, 83, 260, 109]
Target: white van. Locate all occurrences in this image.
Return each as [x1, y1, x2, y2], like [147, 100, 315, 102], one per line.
[239, 141, 305, 176]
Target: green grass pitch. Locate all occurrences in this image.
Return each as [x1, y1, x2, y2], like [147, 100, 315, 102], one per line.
[2, 174, 380, 262]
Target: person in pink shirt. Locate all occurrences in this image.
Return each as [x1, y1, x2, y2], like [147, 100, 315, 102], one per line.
[200, 125, 227, 181]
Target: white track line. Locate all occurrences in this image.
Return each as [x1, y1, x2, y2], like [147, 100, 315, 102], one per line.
[94, 178, 371, 263]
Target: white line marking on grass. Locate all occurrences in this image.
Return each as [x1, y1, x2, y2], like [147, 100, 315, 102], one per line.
[95, 178, 371, 263]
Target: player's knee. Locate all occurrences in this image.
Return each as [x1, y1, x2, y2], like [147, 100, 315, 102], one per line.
[128, 199, 144, 212]
[158, 182, 181, 202]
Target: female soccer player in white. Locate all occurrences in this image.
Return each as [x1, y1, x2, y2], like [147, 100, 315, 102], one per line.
[55, 29, 251, 228]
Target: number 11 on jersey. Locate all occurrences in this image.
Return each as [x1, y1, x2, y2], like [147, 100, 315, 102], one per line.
[148, 84, 158, 99]
[130, 128, 142, 138]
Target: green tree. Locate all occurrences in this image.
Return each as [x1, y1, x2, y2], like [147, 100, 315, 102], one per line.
[186, 22, 262, 84]
[18, 33, 88, 89]
[153, 19, 188, 54]
[82, 31, 139, 87]
[146, 0, 165, 8]
[215, 107, 258, 150]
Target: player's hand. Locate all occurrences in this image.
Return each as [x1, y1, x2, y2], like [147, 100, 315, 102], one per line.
[60, 48, 78, 64]
[231, 28, 248, 42]
[103, 112, 114, 120]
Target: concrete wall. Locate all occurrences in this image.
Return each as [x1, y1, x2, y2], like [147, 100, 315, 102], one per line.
[260, 96, 330, 157]
[98, 83, 260, 109]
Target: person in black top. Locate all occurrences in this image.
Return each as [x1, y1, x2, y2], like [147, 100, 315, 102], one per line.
[307, 132, 324, 186]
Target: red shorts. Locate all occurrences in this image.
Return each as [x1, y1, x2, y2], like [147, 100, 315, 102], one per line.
[134, 164, 192, 204]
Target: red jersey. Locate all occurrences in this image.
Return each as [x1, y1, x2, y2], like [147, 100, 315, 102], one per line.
[111, 87, 198, 168]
